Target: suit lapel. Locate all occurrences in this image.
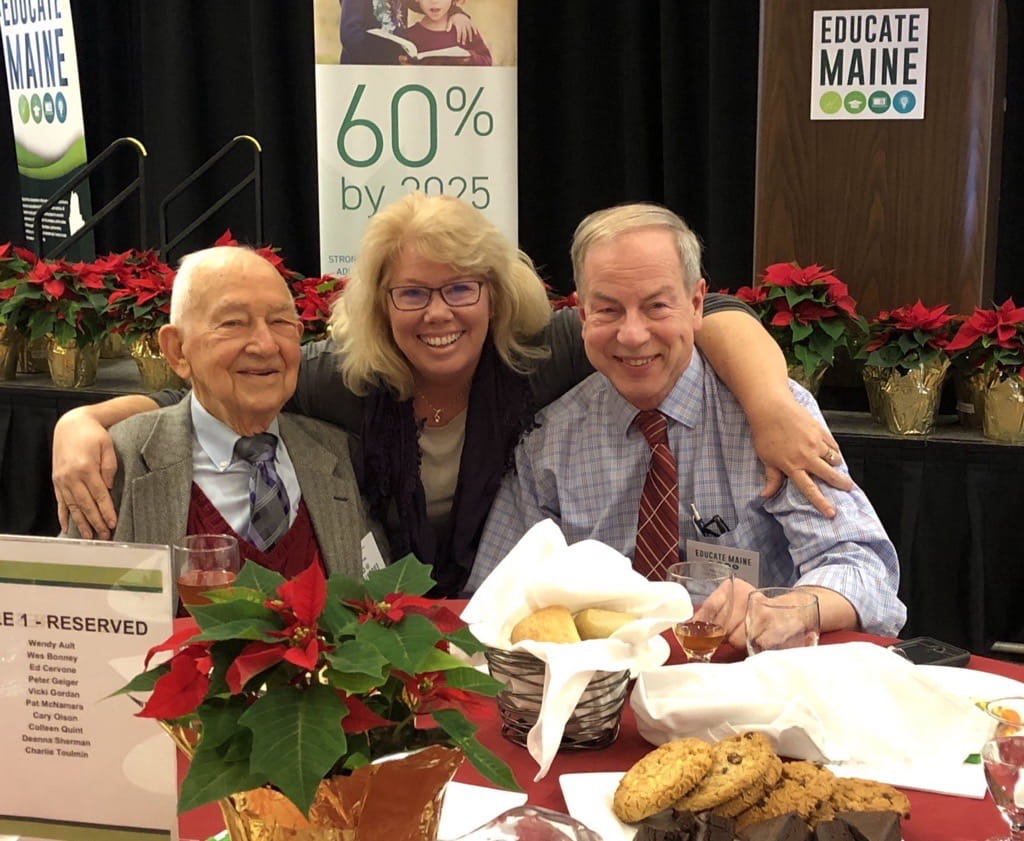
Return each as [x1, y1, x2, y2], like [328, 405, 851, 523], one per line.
[131, 400, 194, 545]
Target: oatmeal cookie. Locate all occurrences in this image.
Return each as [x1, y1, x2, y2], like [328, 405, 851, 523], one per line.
[829, 777, 911, 818]
[674, 731, 777, 812]
[736, 761, 835, 829]
[612, 738, 716, 823]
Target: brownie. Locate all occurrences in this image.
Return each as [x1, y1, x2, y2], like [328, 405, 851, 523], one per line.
[695, 812, 739, 841]
[739, 812, 811, 841]
[813, 820, 857, 840]
[834, 811, 901, 841]
[635, 809, 694, 841]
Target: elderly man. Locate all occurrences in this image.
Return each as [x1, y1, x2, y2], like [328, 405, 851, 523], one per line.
[471, 204, 905, 643]
[67, 246, 373, 579]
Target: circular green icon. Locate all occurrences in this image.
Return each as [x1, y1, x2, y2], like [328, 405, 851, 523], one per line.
[17, 95, 30, 124]
[844, 91, 867, 114]
[868, 91, 891, 114]
[819, 91, 842, 114]
[30, 94, 43, 123]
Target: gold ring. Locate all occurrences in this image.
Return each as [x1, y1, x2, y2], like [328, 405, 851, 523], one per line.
[824, 448, 837, 465]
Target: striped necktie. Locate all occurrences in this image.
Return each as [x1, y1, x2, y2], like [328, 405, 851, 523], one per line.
[634, 410, 679, 580]
[233, 433, 290, 551]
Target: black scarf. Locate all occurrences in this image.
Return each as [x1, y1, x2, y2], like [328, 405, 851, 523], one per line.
[359, 339, 536, 596]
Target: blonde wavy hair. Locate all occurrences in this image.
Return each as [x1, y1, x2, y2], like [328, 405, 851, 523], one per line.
[330, 192, 552, 399]
[570, 203, 703, 297]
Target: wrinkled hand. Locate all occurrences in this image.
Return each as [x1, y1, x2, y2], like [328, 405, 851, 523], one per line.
[447, 13, 478, 43]
[751, 397, 852, 518]
[52, 410, 118, 539]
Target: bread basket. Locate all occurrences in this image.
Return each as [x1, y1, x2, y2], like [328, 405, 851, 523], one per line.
[483, 647, 629, 749]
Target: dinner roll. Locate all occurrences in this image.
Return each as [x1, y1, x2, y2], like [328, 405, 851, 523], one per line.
[509, 605, 581, 644]
[573, 608, 638, 640]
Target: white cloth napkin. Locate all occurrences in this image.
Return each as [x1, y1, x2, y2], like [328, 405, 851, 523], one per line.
[463, 520, 693, 780]
[631, 641, 996, 797]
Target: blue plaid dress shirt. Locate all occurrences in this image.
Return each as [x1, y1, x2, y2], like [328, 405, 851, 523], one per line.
[469, 352, 906, 637]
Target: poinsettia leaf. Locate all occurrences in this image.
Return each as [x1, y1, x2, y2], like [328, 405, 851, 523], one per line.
[113, 662, 169, 696]
[365, 554, 437, 600]
[325, 668, 388, 694]
[441, 666, 504, 696]
[358, 613, 440, 673]
[432, 708, 521, 791]
[277, 562, 327, 626]
[326, 638, 389, 678]
[446, 626, 487, 656]
[241, 684, 348, 816]
[194, 698, 249, 751]
[319, 592, 359, 638]
[234, 562, 285, 596]
[178, 736, 267, 814]
[189, 596, 278, 634]
[790, 321, 813, 343]
[819, 319, 846, 341]
[327, 570, 368, 604]
[416, 647, 476, 673]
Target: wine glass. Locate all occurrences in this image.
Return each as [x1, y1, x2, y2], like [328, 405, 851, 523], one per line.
[173, 534, 240, 607]
[987, 697, 1024, 738]
[745, 587, 820, 655]
[982, 735, 1024, 840]
[666, 561, 734, 662]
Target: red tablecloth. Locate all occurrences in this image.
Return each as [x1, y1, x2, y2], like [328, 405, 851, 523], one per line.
[178, 625, 1024, 841]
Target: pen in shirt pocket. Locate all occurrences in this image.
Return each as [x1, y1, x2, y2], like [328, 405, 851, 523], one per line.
[690, 502, 731, 537]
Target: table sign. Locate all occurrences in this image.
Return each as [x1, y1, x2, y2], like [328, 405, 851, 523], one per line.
[0, 535, 178, 841]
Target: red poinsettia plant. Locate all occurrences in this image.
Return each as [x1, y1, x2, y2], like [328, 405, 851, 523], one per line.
[945, 299, 1024, 381]
[291, 273, 346, 342]
[733, 261, 868, 381]
[117, 555, 517, 816]
[0, 242, 39, 333]
[0, 255, 108, 345]
[102, 250, 176, 343]
[862, 299, 956, 372]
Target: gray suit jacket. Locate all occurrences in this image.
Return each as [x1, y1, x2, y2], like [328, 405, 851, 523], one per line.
[82, 399, 374, 578]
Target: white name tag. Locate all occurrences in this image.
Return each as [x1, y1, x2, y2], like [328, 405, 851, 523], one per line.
[361, 531, 386, 576]
[685, 539, 760, 587]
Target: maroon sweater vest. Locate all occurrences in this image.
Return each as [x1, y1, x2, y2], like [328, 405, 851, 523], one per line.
[186, 484, 325, 578]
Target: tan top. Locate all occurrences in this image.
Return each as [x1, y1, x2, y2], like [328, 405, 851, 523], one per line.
[418, 410, 467, 527]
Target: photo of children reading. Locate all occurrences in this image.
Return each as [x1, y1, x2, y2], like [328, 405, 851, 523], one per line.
[337, 0, 480, 64]
[394, 0, 492, 65]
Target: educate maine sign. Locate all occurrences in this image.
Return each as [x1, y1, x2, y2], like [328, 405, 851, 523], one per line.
[811, 8, 928, 120]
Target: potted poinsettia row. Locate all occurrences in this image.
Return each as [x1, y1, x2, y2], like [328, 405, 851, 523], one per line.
[734, 261, 1024, 442]
[0, 237, 348, 388]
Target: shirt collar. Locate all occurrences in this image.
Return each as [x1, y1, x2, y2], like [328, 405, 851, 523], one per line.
[605, 351, 706, 435]
[190, 393, 283, 472]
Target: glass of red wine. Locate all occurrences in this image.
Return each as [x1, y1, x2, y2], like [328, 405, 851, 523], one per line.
[173, 534, 240, 608]
[666, 561, 735, 662]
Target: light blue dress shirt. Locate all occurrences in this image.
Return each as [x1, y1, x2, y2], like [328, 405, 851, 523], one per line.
[189, 394, 301, 535]
[470, 352, 906, 637]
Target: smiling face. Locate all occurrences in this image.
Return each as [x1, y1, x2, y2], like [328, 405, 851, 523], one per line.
[385, 244, 491, 391]
[579, 227, 706, 410]
[159, 249, 303, 435]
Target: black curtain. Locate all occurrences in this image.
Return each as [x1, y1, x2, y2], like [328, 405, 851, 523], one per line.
[0, 1, 1021, 302]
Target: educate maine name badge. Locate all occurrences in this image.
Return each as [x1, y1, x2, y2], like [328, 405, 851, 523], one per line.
[0, 535, 177, 841]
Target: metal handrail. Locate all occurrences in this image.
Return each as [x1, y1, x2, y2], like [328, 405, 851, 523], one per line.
[32, 136, 148, 258]
[159, 135, 263, 263]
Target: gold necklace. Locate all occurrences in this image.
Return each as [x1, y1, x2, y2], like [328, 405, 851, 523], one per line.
[416, 391, 467, 425]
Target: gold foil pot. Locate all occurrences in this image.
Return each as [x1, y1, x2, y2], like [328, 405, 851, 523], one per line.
[129, 332, 186, 391]
[18, 334, 49, 373]
[953, 369, 987, 430]
[160, 723, 461, 841]
[981, 370, 1024, 443]
[786, 361, 829, 396]
[101, 332, 131, 359]
[220, 746, 462, 841]
[0, 325, 24, 380]
[861, 364, 886, 424]
[864, 356, 950, 435]
[46, 336, 100, 388]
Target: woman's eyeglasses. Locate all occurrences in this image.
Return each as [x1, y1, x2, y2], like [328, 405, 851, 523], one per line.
[387, 280, 485, 311]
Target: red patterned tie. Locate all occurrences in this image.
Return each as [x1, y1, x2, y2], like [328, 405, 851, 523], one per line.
[634, 410, 679, 580]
